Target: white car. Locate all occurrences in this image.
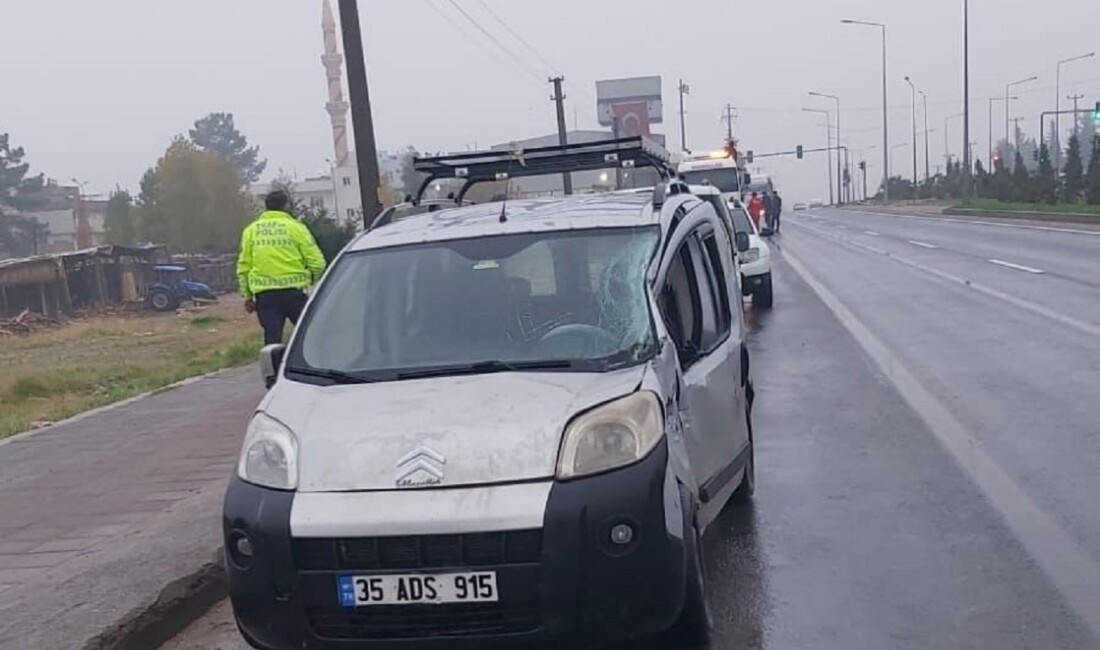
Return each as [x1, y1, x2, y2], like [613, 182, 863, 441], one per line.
[225, 185, 757, 649]
[809, 198, 825, 208]
[793, 202, 808, 211]
[689, 185, 773, 309]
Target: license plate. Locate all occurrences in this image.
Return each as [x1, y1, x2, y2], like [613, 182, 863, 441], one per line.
[338, 572, 498, 607]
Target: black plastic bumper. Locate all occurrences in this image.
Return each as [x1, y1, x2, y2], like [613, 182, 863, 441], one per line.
[223, 441, 686, 649]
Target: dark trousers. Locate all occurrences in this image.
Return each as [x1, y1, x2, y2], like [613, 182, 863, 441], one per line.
[255, 289, 308, 345]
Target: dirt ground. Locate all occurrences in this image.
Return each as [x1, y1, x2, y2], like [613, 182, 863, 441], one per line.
[0, 295, 261, 438]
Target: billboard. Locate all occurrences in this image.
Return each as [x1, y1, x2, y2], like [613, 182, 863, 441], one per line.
[596, 76, 663, 129]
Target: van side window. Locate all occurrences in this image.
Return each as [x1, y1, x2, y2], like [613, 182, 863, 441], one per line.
[687, 237, 720, 350]
[660, 237, 706, 364]
[700, 233, 732, 338]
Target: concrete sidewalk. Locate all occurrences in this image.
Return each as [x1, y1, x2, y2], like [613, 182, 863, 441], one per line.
[0, 367, 264, 650]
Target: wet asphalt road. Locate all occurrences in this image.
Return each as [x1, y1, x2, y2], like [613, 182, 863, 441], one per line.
[164, 208, 1100, 649]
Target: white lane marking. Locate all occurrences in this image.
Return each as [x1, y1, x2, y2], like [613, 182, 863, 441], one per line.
[851, 210, 1100, 237]
[791, 221, 1100, 338]
[863, 230, 880, 236]
[784, 244, 1100, 642]
[989, 259, 1045, 274]
[908, 240, 938, 249]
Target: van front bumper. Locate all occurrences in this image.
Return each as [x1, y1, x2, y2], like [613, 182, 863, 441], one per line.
[223, 441, 687, 649]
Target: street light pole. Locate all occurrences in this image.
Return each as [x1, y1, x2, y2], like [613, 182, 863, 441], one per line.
[1055, 52, 1095, 169]
[904, 76, 918, 186]
[962, 0, 971, 194]
[842, 19, 889, 201]
[678, 79, 690, 153]
[920, 90, 930, 182]
[1005, 75, 1039, 156]
[803, 107, 835, 205]
[809, 92, 842, 204]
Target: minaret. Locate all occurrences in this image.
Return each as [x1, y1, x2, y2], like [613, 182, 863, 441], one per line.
[322, 0, 350, 168]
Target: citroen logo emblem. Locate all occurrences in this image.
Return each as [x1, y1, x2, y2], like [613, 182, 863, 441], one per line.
[395, 446, 446, 487]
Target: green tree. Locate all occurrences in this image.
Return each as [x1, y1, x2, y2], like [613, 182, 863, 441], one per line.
[0, 133, 47, 257]
[1086, 135, 1100, 205]
[1063, 134, 1085, 203]
[103, 189, 135, 245]
[398, 146, 425, 200]
[1047, 120, 1063, 173]
[138, 137, 253, 252]
[1035, 143, 1057, 204]
[189, 112, 267, 184]
[973, 159, 988, 198]
[1012, 151, 1033, 202]
[1076, 114, 1095, 172]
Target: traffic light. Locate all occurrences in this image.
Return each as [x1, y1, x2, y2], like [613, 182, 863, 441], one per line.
[796, 145, 804, 159]
[859, 161, 867, 171]
[746, 150, 754, 164]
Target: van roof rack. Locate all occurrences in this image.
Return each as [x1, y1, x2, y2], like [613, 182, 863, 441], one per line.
[411, 136, 675, 204]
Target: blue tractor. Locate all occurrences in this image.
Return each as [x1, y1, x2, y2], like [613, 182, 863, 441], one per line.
[145, 265, 217, 312]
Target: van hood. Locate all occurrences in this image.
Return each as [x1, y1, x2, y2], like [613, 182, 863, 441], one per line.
[264, 367, 647, 493]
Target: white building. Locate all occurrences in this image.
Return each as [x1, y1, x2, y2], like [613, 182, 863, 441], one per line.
[250, 171, 357, 223]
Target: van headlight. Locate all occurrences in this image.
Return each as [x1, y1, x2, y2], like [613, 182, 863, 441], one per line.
[238, 413, 299, 490]
[556, 392, 664, 480]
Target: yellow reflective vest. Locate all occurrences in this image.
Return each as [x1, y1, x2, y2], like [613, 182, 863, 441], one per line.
[236, 210, 327, 299]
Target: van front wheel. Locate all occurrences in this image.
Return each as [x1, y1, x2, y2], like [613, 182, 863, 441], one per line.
[663, 515, 711, 648]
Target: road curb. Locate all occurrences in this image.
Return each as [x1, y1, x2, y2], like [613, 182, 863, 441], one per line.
[0, 365, 254, 448]
[81, 550, 228, 650]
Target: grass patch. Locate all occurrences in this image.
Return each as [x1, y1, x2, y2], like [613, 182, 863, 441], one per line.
[957, 198, 1100, 216]
[190, 315, 228, 327]
[0, 297, 262, 439]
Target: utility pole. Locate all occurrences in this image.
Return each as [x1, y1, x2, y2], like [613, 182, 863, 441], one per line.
[678, 79, 690, 152]
[722, 104, 737, 143]
[1006, 76, 1039, 160]
[550, 77, 573, 195]
[1069, 94, 1085, 145]
[337, 0, 383, 228]
[1056, 52, 1095, 170]
[1011, 117, 1024, 154]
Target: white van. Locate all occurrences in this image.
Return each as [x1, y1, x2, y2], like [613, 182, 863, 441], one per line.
[224, 177, 758, 649]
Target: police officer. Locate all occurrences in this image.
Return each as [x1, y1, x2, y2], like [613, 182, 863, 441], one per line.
[236, 190, 327, 345]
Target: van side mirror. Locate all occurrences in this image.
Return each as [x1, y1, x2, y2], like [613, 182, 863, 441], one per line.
[260, 344, 287, 389]
[735, 231, 750, 252]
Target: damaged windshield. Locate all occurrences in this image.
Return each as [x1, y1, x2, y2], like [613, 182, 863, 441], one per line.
[288, 226, 660, 380]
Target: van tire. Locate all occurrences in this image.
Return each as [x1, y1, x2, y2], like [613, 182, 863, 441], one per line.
[663, 510, 711, 648]
[754, 273, 774, 309]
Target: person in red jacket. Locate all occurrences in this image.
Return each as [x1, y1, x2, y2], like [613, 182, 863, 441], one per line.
[746, 192, 765, 229]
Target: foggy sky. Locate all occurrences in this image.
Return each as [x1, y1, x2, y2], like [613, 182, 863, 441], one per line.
[2, 0, 1097, 203]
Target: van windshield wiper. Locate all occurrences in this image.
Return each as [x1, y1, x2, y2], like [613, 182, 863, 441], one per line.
[285, 366, 378, 385]
[396, 359, 574, 381]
